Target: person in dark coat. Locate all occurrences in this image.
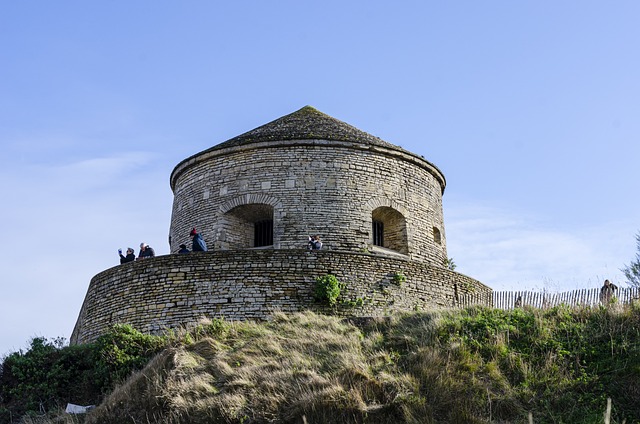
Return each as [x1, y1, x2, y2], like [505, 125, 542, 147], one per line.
[138, 243, 156, 260]
[599, 279, 618, 304]
[190, 228, 208, 252]
[307, 235, 322, 250]
[119, 247, 136, 264]
[178, 244, 190, 254]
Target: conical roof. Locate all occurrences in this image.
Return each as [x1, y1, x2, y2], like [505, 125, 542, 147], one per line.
[171, 106, 445, 192]
[210, 105, 400, 150]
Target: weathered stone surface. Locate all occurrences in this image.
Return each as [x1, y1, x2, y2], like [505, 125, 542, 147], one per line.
[70, 251, 490, 345]
[169, 108, 447, 266]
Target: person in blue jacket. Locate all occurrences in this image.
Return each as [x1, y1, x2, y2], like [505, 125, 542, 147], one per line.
[190, 228, 208, 252]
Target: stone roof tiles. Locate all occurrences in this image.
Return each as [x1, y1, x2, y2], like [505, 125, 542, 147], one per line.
[209, 105, 400, 150]
[171, 106, 446, 192]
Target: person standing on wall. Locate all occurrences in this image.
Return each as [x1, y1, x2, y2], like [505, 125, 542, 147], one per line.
[118, 247, 136, 264]
[138, 242, 156, 260]
[178, 244, 190, 254]
[190, 228, 208, 252]
[307, 235, 322, 250]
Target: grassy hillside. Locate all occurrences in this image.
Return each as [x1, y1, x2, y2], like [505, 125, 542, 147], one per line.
[2, 303, 640, 423]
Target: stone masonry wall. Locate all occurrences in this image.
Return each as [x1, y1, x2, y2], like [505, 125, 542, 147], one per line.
[169, 140, 447, 266]
[70, 250, 491, 345]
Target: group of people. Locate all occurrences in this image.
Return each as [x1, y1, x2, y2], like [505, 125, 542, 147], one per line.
[118, 229, 322, 264]
[117, 228, 208, 264]
[118, 243, 156, 264]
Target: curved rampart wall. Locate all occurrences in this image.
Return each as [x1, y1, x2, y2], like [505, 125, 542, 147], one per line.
[70, 250, 491, 345]
[169, 140, 448, 265]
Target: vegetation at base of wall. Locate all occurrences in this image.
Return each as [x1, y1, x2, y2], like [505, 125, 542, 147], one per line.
[2, 305, 640, 423]
[341, 296, 366, 308]
[91, 324, 167, 387]
[313, 274, 345, 306]
[392, 271, 406, 286]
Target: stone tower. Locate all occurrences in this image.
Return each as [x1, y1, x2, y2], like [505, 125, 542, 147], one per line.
[70, 106, 490, 346]
[169, 106, 447, 265]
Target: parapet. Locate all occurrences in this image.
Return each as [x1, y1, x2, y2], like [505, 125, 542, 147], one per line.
[70, 250, 490, 345]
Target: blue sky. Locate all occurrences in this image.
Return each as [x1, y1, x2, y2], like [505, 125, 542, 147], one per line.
[1, 1, 639, 356]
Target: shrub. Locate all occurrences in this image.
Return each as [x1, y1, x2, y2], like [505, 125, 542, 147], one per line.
[443, 257, 457, 270]
[92, 324, 166, 388]
[392, 272, 406, 285]
[314, 274, 344, 306]
[0, 325, 167, 422]
[0, 337, 97, 421]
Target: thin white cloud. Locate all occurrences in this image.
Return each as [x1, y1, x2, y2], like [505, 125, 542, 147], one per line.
[445, 201, 633, 292]
[49, 152, 159, 190]
[0, 150, 173, 356]
[60, 153, 152, 173]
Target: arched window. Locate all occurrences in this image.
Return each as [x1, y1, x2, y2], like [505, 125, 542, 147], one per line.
[223, 204, 274, 248]
[371, 207, 408, 254]
[433, 227, 442, 245]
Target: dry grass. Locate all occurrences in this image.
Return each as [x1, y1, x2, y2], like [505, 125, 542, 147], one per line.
[84, 312, 407, 424]
[29, 304, 640, 423]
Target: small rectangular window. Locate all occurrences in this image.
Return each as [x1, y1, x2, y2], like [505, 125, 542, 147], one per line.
[373, 220, 384, 246]
[254, 220, 273, 247]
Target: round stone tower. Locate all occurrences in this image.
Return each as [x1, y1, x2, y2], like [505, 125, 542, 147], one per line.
[70, 106, 490, 346]
[169, 106, 448, 265]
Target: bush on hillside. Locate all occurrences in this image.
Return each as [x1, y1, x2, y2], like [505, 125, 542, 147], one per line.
[314, 274, 344, 306]
[0, 337, 97, 422]
[91, 324, 166, 389]
[0, 325, 166, 424]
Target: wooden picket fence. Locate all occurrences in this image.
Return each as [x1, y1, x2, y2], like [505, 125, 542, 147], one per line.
[458, 287, 640, 310]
